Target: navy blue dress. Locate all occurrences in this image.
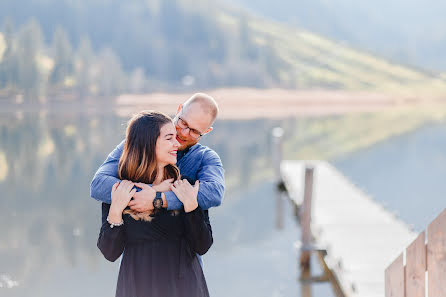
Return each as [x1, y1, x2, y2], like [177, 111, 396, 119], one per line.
[97, 202, 212, 297]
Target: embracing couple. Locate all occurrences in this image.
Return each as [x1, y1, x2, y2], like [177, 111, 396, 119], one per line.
[90, 93, 225, 297]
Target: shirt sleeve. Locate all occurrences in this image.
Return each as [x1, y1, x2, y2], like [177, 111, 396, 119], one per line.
[97, 203, 126, 262]
[165, 149, 225, 210]
[183, 207, 213, 255]
[90, 140, 125, 204]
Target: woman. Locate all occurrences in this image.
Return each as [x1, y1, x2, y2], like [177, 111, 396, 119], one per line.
[97, 111, 212, 297]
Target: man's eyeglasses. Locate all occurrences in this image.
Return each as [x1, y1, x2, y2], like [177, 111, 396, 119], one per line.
[176, 116, 204, 139]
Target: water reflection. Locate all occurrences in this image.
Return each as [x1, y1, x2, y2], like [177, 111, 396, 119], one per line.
[2, 110, 445, 296]
[334, 123, 446, 232]
[0, 112, 299, 297]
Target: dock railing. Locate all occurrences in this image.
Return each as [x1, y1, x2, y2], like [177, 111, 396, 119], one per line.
[385, 209, 446, 297]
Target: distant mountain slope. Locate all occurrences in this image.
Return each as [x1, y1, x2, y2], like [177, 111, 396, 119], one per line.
[216, 10, 446, 94]
[226, 0, 446, 72]
[0, 0, 446, 94]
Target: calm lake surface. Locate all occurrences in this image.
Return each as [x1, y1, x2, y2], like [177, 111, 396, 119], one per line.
[334, 122, 446, 232]
[1, 110, 445, 296]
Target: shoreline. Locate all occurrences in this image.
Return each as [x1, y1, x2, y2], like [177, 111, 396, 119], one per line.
[1, 88, 445, 119]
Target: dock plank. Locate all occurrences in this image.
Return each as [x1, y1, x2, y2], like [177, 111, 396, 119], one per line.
[405, 232, 425, 297]
[281, 161, 417, 297]
[427, 209, 446, 297]
[385, 254, 405, 297]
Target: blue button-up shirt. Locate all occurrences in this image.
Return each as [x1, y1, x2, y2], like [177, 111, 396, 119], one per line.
[90, 140, 225, 210]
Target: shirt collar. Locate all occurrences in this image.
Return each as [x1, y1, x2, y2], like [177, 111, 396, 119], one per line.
[177, 146, 191, 161]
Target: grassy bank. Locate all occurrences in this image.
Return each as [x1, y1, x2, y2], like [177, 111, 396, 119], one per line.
[283, 105, 446, 160]
[224, 105, 446, 189]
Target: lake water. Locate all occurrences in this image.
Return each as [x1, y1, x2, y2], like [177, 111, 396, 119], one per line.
[0, 111, 332, 297]
[334, 122, 446, 232]
[1, 110, 445, 297]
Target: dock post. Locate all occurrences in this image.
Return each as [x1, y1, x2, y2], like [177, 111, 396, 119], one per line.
[300, 166, 314, 297]
[272, 127, 284, 230]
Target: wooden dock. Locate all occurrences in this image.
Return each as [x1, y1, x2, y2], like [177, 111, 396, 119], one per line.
[281, 160, 417, 297]
[385, 208, 446, 297]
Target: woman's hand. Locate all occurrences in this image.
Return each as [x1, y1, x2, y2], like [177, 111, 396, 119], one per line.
[171, 179, 199, 212]
[152, 178, 174, 192]
[109, 180, 136, 223]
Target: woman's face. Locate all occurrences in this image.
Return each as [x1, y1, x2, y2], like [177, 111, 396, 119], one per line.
[156, 122, 180, 166]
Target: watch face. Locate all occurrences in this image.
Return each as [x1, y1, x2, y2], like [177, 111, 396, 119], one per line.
[154, 198, 162, 209]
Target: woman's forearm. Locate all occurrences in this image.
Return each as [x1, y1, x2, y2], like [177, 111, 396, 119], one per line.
[108, 205, 124, 223]
[97, 203, 127, 262]
[183, 200, 199, 213]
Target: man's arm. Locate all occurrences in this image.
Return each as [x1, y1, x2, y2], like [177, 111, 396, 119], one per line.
[90, 140, 125, 204]
[165, 150, 225, 210]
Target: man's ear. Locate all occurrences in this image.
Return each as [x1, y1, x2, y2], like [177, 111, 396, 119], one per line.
[176, 104, 182, 114]
[204, 126, 213, 135]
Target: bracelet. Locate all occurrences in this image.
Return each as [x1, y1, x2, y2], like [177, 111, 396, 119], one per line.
[107, 216, 124, 228]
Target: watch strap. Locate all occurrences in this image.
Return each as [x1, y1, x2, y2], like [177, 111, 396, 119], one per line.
[153, 192, 163, 209]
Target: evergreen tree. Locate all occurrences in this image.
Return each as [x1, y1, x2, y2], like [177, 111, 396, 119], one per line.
[95, 48, 125, 97]
[0, 17, 18, 89]
[74, 36, 94, 98]
[238, 15, 258, 61]
[166, 47, 189, 83]
[160, 0, 183, 42]
[50, 26, 73, 85]
[260, 38, 282, 83]
[16, 19, 44, 101]
[1, 17, 14, 43]
[129, 68, 147, 94]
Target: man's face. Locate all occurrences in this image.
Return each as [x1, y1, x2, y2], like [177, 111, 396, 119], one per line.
[173, 104, 212, 151]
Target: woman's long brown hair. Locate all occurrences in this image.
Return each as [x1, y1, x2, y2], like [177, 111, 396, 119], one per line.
[118, 111, 180, 220]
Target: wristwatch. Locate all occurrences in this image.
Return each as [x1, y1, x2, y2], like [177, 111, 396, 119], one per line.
[153, 192, 163, 209]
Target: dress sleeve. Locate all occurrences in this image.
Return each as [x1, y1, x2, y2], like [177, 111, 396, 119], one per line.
[97, 203, 126, 262]
[183, 207, 213, 255]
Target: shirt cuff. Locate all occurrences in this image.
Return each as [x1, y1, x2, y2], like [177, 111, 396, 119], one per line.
[165, 191, 183, 211]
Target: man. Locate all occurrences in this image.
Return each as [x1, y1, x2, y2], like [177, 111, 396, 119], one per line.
[90, 93, 225, 214]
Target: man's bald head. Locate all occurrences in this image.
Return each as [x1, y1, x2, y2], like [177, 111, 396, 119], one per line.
[182, 93, 219, 125]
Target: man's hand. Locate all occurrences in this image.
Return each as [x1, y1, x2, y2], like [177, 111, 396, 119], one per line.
[152, 178, 174, 192]
[128, 183, 156, 212]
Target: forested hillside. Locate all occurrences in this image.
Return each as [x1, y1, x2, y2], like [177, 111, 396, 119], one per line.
[227, 0, 446, 71]
[1, 0, 445, 101]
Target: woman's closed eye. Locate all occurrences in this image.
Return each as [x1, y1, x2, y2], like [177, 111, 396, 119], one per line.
[165, 133, 175, 140]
